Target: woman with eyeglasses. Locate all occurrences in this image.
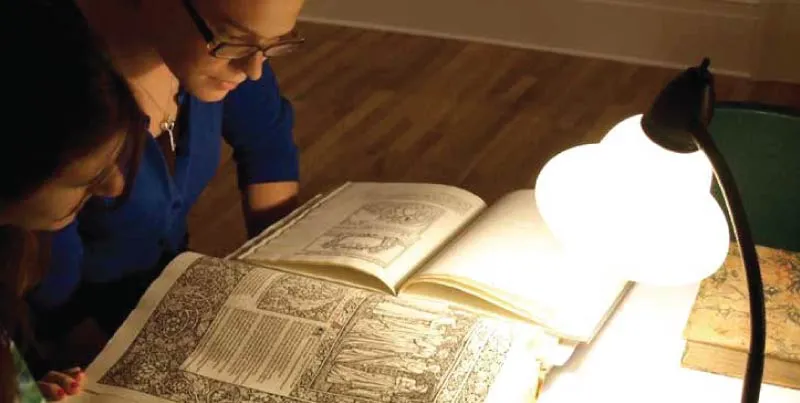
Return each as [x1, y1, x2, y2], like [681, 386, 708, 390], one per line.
[25, 0, 308, 377]
[1, 1, 147, 400]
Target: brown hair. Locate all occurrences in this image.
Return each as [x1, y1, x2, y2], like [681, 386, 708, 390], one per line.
[0, 0, 145, 400]
[0, 228, 49, 344]
[0, 230, 49, 402]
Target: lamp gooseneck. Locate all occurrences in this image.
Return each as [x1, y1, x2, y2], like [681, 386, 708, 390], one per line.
[640, 58, 766, 403]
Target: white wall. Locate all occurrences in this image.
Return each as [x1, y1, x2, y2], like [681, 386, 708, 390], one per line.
[753, 1, 800, 83]
[300, 0, 800, 82]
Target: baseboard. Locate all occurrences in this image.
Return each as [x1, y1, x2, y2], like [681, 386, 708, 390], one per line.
[299, 0, 799, 82]
[297, 14, 749, 78]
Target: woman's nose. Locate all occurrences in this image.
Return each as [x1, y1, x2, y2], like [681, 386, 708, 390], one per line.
[241, 53, 265, 81]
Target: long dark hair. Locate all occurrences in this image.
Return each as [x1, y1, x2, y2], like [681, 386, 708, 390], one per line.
[0, 0, 144, 400]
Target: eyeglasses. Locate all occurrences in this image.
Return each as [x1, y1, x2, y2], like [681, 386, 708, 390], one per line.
[182, 0, 305, 60]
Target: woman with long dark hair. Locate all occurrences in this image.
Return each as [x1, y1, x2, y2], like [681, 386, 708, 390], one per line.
[0, 1, 145, 400]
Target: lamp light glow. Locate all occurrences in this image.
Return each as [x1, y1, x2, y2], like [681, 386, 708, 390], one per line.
[534, 114, 730, 285]
[534, 58, 765, 403]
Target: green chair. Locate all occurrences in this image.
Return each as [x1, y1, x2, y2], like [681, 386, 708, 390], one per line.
[709, 102, 800, 252]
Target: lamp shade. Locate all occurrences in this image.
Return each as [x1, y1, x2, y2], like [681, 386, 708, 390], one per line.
[534, 114, 730, 285]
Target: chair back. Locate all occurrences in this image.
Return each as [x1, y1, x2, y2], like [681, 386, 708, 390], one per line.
[709, 102, 800, 252]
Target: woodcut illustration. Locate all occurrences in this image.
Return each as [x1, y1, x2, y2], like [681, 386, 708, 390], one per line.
[301, 202, 446, 267]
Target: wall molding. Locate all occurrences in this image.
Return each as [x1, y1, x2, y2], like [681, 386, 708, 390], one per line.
[299, 0, 799, 82]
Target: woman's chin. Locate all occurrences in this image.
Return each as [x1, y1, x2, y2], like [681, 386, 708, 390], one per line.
[193, 87, 230, 102]
[184, 79, 234, 102]
[43, 214, 77, 231]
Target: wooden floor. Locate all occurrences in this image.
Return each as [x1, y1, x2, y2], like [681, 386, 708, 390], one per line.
[188, 22, 800, 257]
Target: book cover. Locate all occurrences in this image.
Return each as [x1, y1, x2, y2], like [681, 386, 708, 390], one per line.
[682, 243, 800, 389]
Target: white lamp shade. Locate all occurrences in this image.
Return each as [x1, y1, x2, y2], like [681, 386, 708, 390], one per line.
[534, 115, 730, 285]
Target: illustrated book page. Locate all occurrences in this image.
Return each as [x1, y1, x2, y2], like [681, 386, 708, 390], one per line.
[74, 252, 557, 403]
[235, 182, 487, 294]
[399, 190, 630, 343]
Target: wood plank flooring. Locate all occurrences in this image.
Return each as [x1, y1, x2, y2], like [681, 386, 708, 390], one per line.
[188, 22, 800, 257]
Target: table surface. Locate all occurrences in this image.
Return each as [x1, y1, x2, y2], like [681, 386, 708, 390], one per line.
[537, 282, 800, 403]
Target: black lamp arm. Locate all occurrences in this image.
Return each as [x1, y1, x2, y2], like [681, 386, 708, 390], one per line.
[690, 122, 766, 403]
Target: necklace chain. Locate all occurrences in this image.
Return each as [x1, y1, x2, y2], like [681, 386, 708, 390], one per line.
[133, 75, 179, 151]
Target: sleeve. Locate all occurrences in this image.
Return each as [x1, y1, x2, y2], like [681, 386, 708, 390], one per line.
[27, 221, 84, 310]
[222, 62, 300, 190]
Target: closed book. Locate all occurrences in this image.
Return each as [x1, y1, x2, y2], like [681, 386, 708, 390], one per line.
[682, 244, 800, 389]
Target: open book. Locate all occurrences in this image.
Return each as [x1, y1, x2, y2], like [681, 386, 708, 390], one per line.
[72, 182, 628, 403]
[76, 254, 556, 403]
[234, 182, 629, 343]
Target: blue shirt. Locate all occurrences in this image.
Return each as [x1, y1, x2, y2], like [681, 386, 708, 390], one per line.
[29, 64, 299, 308]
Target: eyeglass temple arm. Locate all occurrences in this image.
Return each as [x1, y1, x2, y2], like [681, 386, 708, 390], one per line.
[181, 0, 215, 43]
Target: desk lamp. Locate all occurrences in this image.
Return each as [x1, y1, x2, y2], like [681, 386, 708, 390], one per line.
[534, 59, 766, 403]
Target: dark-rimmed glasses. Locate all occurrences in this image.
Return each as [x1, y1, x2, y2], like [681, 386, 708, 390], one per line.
[182, 0, 305, 60]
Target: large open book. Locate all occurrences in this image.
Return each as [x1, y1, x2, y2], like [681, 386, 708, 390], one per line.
[73, 182, 629, 403]
[76, 254, 556, 403]
[234, 182, 629, 343]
